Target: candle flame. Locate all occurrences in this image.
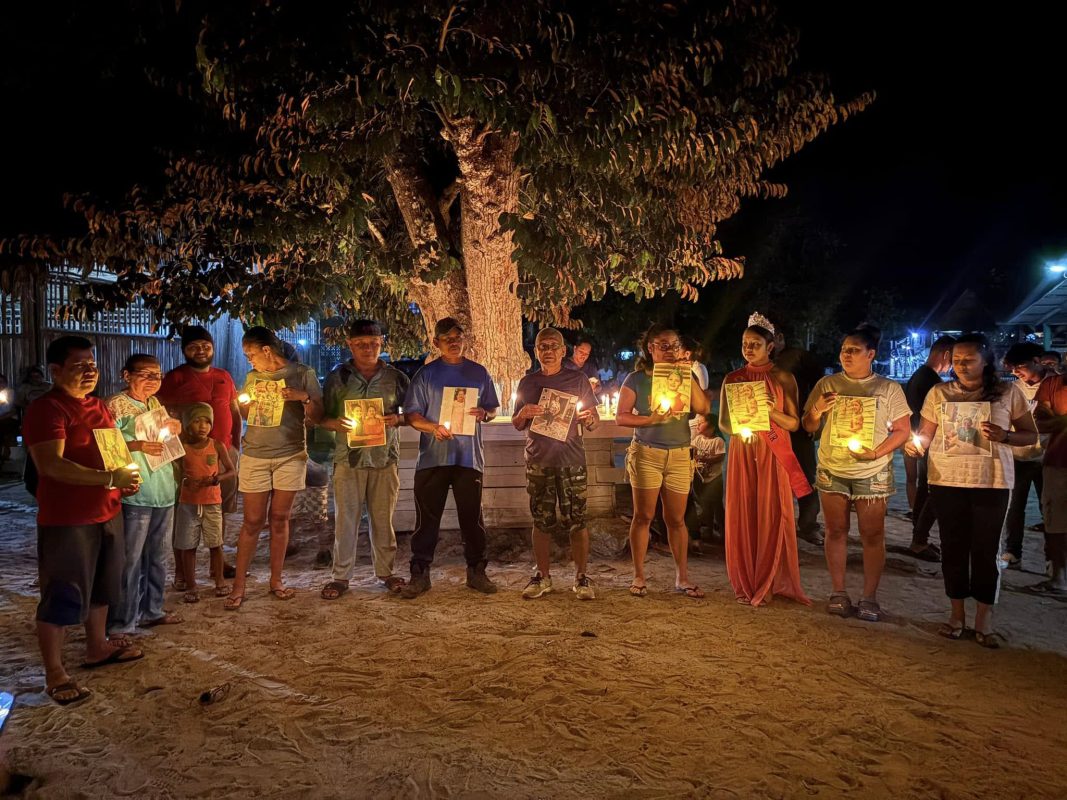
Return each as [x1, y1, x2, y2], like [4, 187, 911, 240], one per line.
[238, 392, 251, 404]
[658, 395, 671, 412]
[444, 420, 451, 430]
[739, 426, 753, 441]
[160, 429, 171, 441]
[126, 462, 140, 471]
[847, 438, 863, 453]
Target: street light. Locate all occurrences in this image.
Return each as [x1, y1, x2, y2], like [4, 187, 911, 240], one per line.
[1048, 264, 1066, 275]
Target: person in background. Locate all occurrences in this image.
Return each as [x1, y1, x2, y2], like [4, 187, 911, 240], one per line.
[1040, 350, 1062, 376]
[16, 365, 52, 411]
[225, 327, 323, 609]
[157, 325, 242, 588]
[174, 403, 236, 602]
[682, 336, 710, 393]
[400, 317, 500, 598]
[24, 335, 143, 706]
[106, 355, 184, 632]
[905, 334, 1037, 647]
[564, 336, 599, 380]
[0, 373, 17, 472]
[514, 328, 600, 600]
[774, 328, 826, 546]
[617, 323, 711, 599]
[903, 335, 956, 560]
[285, 459, 333, 565]
[1032, 367, 1067, 597]
[720, 313, 811, 607]
[803, 325, 911, 622]
[686, 414, 725, 550]
[999, 343, 1050, 570]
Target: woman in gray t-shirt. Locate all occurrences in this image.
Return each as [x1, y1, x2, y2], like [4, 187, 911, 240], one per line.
[225, 327, 323, 610]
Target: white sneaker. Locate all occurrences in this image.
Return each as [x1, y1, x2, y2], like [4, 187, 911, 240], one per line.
[572, 574, 595, 601]
[522, 573, 553, 599]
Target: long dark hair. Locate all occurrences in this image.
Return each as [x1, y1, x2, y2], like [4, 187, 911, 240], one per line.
[634, 323, 677, 373]
[953, 333, 1005, 401]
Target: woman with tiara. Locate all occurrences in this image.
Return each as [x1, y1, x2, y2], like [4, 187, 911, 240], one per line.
[719, 312, 812, 606]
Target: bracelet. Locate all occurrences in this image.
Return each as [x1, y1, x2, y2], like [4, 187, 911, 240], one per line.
[104, 470, 116, 490]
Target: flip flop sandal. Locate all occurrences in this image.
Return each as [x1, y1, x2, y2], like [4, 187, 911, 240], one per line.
[676, 585, 705, 599]
[938, 622, 965, 640]
[223, 594, 245, 611]
[81, 646, 144, 669]
[183, 591, 201, 604]
[827, 592, 853, 617]
[975, 631, 1007, 649]
[173, 580, 188, 592]
[215, 585, 232, 597]
[142, 612, 183, 627]
[269, 587, 296, 600]
[1018, 581, 1067, 600]
[629, 583, 648, 598]
[47, 681, 92, 706]
[736, 596, 752, 605]
[106, 634, 135, 649]
[321, 581, 349, 600]
[857, 600, 882, 622]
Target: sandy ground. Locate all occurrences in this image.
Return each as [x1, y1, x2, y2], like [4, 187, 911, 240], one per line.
[2, 474, 1067, 799]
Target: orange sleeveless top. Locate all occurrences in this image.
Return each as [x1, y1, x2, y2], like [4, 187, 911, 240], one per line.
[180, 441, 223, 505]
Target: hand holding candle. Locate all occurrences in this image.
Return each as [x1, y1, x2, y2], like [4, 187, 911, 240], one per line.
[657, 395, 672, 413]
[739, 426, 753, 442]
[847, 438, 863, 453]
[238, 392, 251, 405]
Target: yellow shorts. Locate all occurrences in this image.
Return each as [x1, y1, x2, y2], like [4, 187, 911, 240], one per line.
[625, 442, 694, 495]
[239, 453, 307, 493]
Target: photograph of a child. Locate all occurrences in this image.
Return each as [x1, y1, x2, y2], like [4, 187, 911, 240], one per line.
[829, 395, 876, 450]
[248, 379, 284, 428]
[440, 386, 478, 436]
[529, 388, 578, 442]
[940, 401, 992, 457]
[725, 381, 770, 432]
[651, 363, 691, 417]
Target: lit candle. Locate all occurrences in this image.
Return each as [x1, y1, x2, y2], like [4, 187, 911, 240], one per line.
[126, 462, 140, 472]
[847, 438, 863, 453]
[398, 406, 404, 414]
[444, 420, 451, 431]
[912, 434, 924, 454]
[238, 392, 251, 405]
[576, 401, 583, 411]
[658, 395, 671, 412]
[0, 389, 9, 404]
[344, 417, 357, 429]
[739, 426, 753, 442]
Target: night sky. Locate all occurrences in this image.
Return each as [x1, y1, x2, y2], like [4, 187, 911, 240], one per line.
[2, 2, 1064, 324]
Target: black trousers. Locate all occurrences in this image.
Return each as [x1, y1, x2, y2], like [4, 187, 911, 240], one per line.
[929, 485, 1009, 605]
[686, 473, 724, 538]
[791, 430, 819, 532]
[911, 454, 939, 547]
[1003, 459, 1044, 558]
[410, 466, 487, 568]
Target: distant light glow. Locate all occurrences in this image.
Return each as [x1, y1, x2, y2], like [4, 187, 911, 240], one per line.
[298, 338, 308, 346]
[1049, 264, 1067, 274]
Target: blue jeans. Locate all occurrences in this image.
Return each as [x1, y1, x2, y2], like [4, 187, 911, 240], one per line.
[109, 504, 174, 633]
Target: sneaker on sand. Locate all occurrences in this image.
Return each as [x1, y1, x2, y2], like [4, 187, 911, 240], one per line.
[572, 574, 595, 601]
[522, 572, 553, 599]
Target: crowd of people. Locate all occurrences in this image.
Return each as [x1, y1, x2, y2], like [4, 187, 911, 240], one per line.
[15, 312, 1067, 704]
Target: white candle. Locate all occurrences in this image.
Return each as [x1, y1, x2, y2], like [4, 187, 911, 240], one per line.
[847, 438, 863, 453]
[444, 420, 451, 431]
[739, 426, 753, 442]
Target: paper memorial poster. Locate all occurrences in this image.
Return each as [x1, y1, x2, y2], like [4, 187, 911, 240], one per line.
[247, 379, 285, 428]
[939, 401, 992, 457]
[529, 388, 579, 442]
[829, 395, 877, 451]
[94, 428, 134, 471]
[344, 398, 387, 448]
[651, 362, 692, 417]
[725, 381, 770, 433]
[134, 406, 186, 470]
[440, 387, 478, 436]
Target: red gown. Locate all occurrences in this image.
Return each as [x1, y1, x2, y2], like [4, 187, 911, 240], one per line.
[724, 362, 811, 607]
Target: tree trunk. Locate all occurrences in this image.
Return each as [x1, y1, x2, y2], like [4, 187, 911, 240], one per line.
[443, 119, 529, 407]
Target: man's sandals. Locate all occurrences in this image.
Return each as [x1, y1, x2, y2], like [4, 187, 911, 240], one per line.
[675, 585, 706, 599]
[81, 645, 144, 669]
[321, 581, 348, 600]
[47, 681, 92, 706]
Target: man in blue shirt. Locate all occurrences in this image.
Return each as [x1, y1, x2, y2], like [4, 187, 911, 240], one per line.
[401, 318, 500, 597]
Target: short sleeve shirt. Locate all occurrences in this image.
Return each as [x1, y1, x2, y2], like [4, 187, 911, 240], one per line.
[622, 370, 692, 449]
[403, 358, 500, 472]
[241, 363, 322, 459]
[921, 381, 1031, 488]
[1036, 374, 1067, 469]
[157, 365, 239, 447]
[805, 372, 911, 480]
[514, 368, 598, 467]
[23, 391, 121, 526]
[105, 393, 178, 508]
[323, 360, 409, 468]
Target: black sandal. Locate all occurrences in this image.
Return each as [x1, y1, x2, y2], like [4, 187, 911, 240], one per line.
[321, 581, 348, 600]
[827, 592, 852, 617]
[975, 631, 1006, 649]
[938, 622, 965, 640]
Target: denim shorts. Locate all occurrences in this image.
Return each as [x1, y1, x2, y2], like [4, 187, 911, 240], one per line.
[815, 466, 895, 500]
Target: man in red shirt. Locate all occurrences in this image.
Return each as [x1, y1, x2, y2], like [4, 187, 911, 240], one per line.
[24, 335, 144, 706]
[157, 325, 242, 584]
[1034, 373, 1067, 596]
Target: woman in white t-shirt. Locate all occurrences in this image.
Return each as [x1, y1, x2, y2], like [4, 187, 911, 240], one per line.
[904, 334, 1037, 648]
[803, 325, 911, 623]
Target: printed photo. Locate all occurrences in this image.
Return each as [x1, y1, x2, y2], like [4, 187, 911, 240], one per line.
[651, 362, 692, 417]
[344, 398, 387, 448]
[440, 386, 479, 436]
[529, 388, 579, 442]
[940, 401, 992, 457]
[830, 395, 877, 451]
[726, 381, 770, 433]
[247, 379, 285, 428]
[134, 406, 185, 471]
[94, 428, 134, 471]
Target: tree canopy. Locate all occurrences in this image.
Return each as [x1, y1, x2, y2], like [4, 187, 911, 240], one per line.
[3, 0, 871, 381]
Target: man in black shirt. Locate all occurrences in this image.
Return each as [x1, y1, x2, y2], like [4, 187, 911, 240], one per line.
[904, 335, 955, 559]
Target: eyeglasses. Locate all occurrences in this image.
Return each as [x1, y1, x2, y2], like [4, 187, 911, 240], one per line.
[131, 371, 163, 380]
[536, 343, 563, 352]
[651, 342, 681, 352]
[840, 347, 867, 356]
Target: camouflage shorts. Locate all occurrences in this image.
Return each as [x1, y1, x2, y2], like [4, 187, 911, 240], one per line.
[526, 465, 588, 534]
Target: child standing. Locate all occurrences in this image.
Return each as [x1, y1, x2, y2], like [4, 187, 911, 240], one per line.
[688, 414, 726, 549]
[175, 403, 236, 603]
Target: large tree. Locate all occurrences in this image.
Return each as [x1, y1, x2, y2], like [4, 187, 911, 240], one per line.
[4, 0, 870, 399]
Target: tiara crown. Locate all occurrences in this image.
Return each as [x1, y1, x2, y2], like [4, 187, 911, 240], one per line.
[747, 311, 775, 335]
